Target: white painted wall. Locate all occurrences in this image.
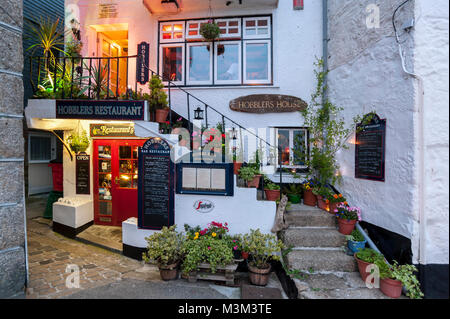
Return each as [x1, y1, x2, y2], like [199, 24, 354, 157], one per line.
[414, 0, 449, 265]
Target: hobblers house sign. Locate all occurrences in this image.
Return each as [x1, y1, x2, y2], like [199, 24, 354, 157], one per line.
[193, 200, 215, 214]
[229, 94, 307, 113]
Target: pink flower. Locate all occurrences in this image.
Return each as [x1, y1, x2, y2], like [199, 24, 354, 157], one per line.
[233, 246, 238, 250]
[207, 246, 211, 250]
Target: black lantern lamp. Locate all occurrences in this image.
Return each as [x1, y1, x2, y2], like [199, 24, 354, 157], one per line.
[194, 107, 204, 120]
[231, 127, 237, 140]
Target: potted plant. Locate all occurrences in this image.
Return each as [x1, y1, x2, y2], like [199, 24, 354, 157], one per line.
[242, 229, 284, 286]
[200, 20, 221, 41]
[225, 234, 243, 260]
[335, 204, 361, 235]
[301, 179, 318, 206]
[345, 229, 367, 254]
[354, 248, 384, 282]
[264, 182, 281, 201]
[148, 75, 169, 123]
[313, 186, 333, 211]
[375, 260, 424, 299]
[142, 225, 185, 281]
[232, 154, 243, 175]
[327, 193, 347, 214]
[67, 128, 90, 154]
[239, 166, 261, 188]
[284, 184, 302, 204]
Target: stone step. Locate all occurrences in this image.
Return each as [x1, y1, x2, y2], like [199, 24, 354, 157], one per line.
[281, 227, 346, 248]
[286, 249, 357, 272]
[285, 204, 337, 228]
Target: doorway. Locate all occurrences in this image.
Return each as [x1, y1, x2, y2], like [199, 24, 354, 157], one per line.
[93, 139, 147, 226]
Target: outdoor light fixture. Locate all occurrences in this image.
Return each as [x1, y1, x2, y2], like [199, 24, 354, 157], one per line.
[194, 107, 204, 120]
[231, 127, 237, 140]
[161, 0, 179, 11]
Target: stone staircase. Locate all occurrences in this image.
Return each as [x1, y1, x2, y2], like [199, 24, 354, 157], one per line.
[281, 204, 392, 299]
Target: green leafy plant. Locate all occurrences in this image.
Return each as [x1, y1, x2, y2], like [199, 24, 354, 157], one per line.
[265, 182, 280, 191]
[242, 229, 284, 269]
[238, 166, 260, 182]
[148, 75, 169, 112]
[200, 21, 221, 41]
[27, 17, 65, 61]
[345, 229, 365, 242]
[284, 184, 303, 195]
[67, 128, 89, 154]
[142, 225, 185, 266]
[355, 248, 383, 263]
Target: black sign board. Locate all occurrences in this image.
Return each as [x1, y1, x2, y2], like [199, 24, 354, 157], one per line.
[56, 100, 145, 120]
[355, 113, 386, 182]
[138, 138, 174, 230]
[76, 154, 90, 194]
[137, 42, 150, 85]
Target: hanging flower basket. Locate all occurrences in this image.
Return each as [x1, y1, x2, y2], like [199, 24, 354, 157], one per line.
[200, 21, 221, 41]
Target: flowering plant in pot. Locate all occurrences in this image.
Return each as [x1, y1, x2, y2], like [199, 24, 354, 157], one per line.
[239, 166, 261, 188]
[327, 193, 347, 213]
[142, 225, 185, 281]
[264, 182, 281, 201]
[345, 229, 367, 254]
[242, 229, 284, 286]
[301, 179, 318, 206]
[224, 234, 243, 260]
[354, 248, 384, 282]
[313, 186, 333, 211]
[374, 260, 423, 299]
[335, 204, 361, 235]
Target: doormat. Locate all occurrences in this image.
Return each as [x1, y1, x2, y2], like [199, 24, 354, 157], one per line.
[241, 284, 283, 299]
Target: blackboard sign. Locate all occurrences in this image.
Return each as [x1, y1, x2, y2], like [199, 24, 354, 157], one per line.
[138, 138, 174, 230]
[355, 113, 386, 182]
[76, 154, 90, 194]
[137, 42, 150, 85]
[56, 100, 145, 120]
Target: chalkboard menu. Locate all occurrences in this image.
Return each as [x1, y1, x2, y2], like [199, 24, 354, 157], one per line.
[76, 154, 90, 194]
[138, 138, 174, 230]
[355, 113, 386, 182]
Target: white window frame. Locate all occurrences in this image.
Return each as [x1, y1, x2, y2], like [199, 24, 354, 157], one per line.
[186, 42, 213, 85]
[214, 41, 242, 85]
[243, 40, 272, 85]
[243, 17, 271, 39]
[159, 43, 185, 85]
[215, 18, 241, 39]
[186, 20, 209, 40]
[160, 21, 186, 43]
[28, 132, 56, 164]
[275, 128, 308, 169]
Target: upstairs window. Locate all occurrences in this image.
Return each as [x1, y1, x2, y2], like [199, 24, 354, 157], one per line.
[243, 17, 271, 39]
[215, 18, 241, 39]
[186, 20, 208, 39]
[160, 22, 185, 42]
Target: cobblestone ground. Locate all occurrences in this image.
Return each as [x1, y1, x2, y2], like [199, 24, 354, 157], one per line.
[26, 219, 161, 299]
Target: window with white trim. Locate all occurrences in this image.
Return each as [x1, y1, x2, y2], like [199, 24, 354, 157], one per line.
[158, 15, 272, 87]
[276, 128, 308, 168]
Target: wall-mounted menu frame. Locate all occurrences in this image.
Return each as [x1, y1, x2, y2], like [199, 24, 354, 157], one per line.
[76, 153, 90, 194]
[355, 113, 386, 182]
[137, 138, 174, 230]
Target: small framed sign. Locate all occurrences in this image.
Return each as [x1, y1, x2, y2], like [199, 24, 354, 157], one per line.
[76, 154, 90, 194]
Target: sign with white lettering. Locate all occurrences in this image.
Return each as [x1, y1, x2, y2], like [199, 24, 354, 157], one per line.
[193, 200, 215, 214]
[229, 94, 307, 113]
[56, 100, 145, 120]
[137, 42, 150, 85]
[76, 154, 90, 195]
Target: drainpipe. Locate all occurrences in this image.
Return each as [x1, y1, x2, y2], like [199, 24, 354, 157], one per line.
[322, 0, 328, 98]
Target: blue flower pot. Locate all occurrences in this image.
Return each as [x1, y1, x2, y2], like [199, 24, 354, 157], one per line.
[347, 240, 367, 253]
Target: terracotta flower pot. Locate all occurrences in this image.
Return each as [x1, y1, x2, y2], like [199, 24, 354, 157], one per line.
[158, 261, 179, 281]
[233, 162, 243, 175]
[264, 189, 280, 201]
[247, 175, 261, 188]
[354, 253, 374, 283]
[380, 277, 403, 298]
[155, 108, 170, 123]
[241, 251, 249, 260]
[329, 202, 341, 214]
[303, 189, 317, 206]
[248, 264, 271, 286]
[337, 219, 357, 235]
[316, 195, 328, 211]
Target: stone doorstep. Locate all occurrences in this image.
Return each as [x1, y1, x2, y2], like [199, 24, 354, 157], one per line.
[282, 227, 346, 248]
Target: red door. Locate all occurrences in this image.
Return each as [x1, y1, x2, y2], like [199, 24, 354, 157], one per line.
[93, 139, 147, 226]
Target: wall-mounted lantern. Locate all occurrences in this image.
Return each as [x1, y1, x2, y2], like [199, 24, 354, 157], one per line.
[194, 107, 204, 120]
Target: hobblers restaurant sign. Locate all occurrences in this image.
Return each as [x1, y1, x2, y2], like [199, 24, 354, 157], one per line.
[230, 94, 307, 113]
[56, 100, 145, 120]
[193, 200, 215, 214]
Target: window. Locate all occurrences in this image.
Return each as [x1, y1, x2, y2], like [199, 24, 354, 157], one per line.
[276, 128, 308, 168]
[29, 133, 56, 163]
[158, 15, 272, 86]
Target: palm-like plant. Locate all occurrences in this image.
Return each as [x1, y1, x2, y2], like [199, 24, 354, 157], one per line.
[27, 17, 65, 60]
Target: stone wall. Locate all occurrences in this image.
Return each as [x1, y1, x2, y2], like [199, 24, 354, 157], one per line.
[0, 0, 27, 298]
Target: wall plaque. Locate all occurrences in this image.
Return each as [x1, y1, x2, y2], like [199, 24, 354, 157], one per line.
[137, 42, 150, 85]
[56, 100, 145, 120]
[229, 94, 307, 113]
[90, 123, 135, 137]
[98, 2, 118, 19]
[76, 154, 90, 194]
[138, 138, 174, 230]
[355, 113, 386, 182]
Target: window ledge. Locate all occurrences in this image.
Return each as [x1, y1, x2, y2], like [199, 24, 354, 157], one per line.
[169, 85, 280, 90]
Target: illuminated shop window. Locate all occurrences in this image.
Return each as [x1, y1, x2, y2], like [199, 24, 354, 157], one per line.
[160, 44, 185, 84]
[276, 128, 308, 168]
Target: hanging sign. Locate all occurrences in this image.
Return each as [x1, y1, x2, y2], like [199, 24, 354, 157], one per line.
[355, 113, 386, 182]
[229, 94, 307, 113]
[90, 123, 135, 137]
[76, 154, 90, 194]
[137, 42, 150, 85]
[138, 138, 175, 230]
[56, 100, 145, 120]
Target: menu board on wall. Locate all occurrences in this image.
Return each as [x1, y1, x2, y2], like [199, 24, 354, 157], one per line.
[355, 113, 386, 182]
[138, 138, 174, 230]
[76, 154, 90, 194]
